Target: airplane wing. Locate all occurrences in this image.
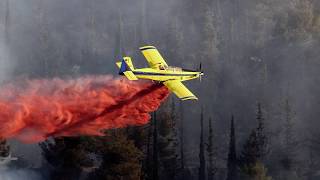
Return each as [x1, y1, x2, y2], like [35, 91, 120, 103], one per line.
[163, 80, 198, 101]
[140, 46, 168, 69]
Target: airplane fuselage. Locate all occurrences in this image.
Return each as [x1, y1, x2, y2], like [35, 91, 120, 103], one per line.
[131, 68, 202, 82]
[116, 45, 204, 100]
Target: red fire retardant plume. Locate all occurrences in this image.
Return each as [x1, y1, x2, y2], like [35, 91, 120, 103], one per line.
[0, 76, 169, 143]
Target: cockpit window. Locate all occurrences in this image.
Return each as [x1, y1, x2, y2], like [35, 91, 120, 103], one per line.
[159, 65, 169, 70]
[159, 65, 165, 70]
[167, 66, 182, 72]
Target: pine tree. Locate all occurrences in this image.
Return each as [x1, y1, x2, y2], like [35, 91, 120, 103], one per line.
[206, 117, 217, 180]
[145, 122, 153, 180]
[255, 103, 268, 160]
[239, 103, 272, 179]
[126, 126, 144, 150]
[251, 162, 272, 180]
[240, 130, 260, 176]
[280, 98, 298, 171]
[153, 111, 159, 180]
[142, 111, 161, 180]
[170, 100, 179, 148]
[305, 145, 319, 180]
[179, 101, 185, 179]
[125, 125, 150, 179]
[40, 137, 93, 180]
[158, 100, 178, 180]
[226, 115, 238, 180]
[199, 107, 206, 180]
[88, 131, 143, 180]
[0, 138, 10, 158]
[239, 131, 271, 180]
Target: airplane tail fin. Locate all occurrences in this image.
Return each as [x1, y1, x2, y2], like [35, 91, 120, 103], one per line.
[116, 57, 138, 80]
[116, 57, 135, 70]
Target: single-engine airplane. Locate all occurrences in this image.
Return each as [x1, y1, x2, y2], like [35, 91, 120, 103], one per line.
[116, 46, 204, 100]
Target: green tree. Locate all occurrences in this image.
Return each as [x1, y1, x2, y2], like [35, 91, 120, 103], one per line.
[278, 98, 300, 180]
[0, 138, 10, 158]
[89, 132, 143, 180]
[273, 0, 320, 41]
[240, 130, 273, 180]
[158, 100, 179, 180]
[226, 115, 238, 180]
[179, 101, 185, 179]
[239, 103, 273, 179]
[40, 137, 93, 180]
[240, 130, 260, 176]
[199, 107, 206, 180]
[280, 99, 296, 170]
[256, 103, 269, 161]
[206, 117, 217, 180]
[153, 112, 159, 180]
[242, 162, 272, 180]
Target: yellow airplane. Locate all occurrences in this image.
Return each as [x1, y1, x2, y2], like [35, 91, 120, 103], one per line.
[116, 46, 204, 100]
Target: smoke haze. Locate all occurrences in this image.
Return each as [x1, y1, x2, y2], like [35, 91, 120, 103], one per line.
[0, 0, 320, 179]
[0, 168, 42, 180]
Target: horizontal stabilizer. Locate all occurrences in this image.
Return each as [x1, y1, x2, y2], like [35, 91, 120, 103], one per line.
[116, 62, 122, 68]
[123, 71, 138, 80]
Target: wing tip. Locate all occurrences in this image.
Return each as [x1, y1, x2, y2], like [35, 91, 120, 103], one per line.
[140, 46, 156, 51]
[181, 96, 198, 101]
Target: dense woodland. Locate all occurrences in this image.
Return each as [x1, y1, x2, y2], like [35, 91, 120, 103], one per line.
[1, 0, 320, 179]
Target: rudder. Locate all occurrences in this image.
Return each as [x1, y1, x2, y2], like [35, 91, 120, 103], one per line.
[116, 57, 138, 80]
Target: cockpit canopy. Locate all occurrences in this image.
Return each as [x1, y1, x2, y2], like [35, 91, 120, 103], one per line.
[159, 65, 182, 71]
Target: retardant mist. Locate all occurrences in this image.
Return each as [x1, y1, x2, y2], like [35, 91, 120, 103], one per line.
[0, 76, 169, 143]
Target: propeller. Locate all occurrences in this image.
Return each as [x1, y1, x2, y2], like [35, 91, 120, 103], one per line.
[198, 62, 204, 82]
